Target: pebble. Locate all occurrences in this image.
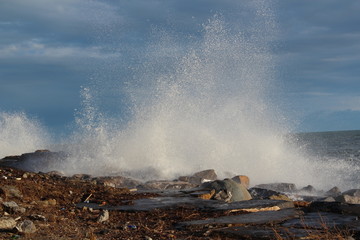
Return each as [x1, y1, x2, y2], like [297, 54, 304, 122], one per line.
[97, 210, 109, 223]
[16, 220, 37, 233]
[0, 217, 17, 230]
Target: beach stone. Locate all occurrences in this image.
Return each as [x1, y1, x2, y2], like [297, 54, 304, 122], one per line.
[248, 188, 292, 201]
[231, 175, 250, 188]
[200, 179, 252, 202]
[97, 210, 109, 223]
[16, 220, 37, 233]
[255, 183, 296, 192]
[325, 186, 341, 197]
[0, 217, 16, 230]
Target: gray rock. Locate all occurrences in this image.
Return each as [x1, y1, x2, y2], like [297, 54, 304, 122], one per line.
[342, 189, 360, 197]
[2, 201, 26, 214]
[77, 197, 293, 213]
[179, 169, 218, 185]
[249, 187, 291, 201]
[176, 208, 299, 229]
[325, 186, 341, 197]
[255, 183, 296, 193]
[0, 217, 16, 230]
[309, 201, 360, 216]
[0, 185, 23, 199]
[282, 211, 357, 229]
[200, 179, 252, 202]
[336, 194, 360, 204]
[300, 185, 316, 194]
[97, 210, 109, 223]
[16, 220, 36, 233]
[138, 180, 196, 190]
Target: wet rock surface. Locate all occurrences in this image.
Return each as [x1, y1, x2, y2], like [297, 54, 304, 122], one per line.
[0, 160, 359, 239]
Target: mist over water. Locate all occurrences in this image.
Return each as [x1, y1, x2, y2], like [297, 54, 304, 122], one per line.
[0, 2, 357, 190]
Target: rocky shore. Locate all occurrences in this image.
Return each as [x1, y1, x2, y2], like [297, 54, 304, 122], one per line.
[0, 151, 360, 239]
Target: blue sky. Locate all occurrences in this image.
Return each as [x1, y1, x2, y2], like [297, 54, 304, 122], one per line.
[1, 0, 360, 135]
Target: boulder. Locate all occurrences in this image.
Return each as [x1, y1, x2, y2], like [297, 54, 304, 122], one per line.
[335, 195, 360, 204]
[299, 185, 316, 194]
[179, 169, 217, 185]
[231, 175, 250, 189]
[325, 186, 341, 197]
[255, 183, 296, 193]
[342, 189, 360, 197]
[200, 179, 252, 202]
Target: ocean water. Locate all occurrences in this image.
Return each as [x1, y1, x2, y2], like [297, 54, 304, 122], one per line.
[0, 1, 359, 191]
[293, 130, 360, 190]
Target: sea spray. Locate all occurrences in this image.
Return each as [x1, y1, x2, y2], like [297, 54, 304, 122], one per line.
[0, 112, 50, 158]
[54, 10, 321, 187]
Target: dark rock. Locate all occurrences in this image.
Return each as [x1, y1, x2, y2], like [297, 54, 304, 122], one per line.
[249, 188, 292, 201]
[343, 189, 360, 197]
[78, 197, 294, 213]
[200, 179, 252, 202]
[179, 169, 217, 185]
[0, 217, 16, 230]
[71, 174, 92, 180]
[255, 183, 296, 192]
[325, 186, 341, 197]
[192, 169, 217, 179]
[137, 180, 196, 190]
[335, 195, 360, 204]
[176, 208, 300, 229]
[300, 185, 316, 194]
[16, 220, 36, 233]
[282, 211, 357, 229]
[309, 201, 360, 216]
[0, 151, 68, 173]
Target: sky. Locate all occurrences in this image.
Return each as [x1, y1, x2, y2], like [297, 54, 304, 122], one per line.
[1, 0, 360, 135]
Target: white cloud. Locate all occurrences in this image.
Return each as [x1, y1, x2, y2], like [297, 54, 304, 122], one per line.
[0, 39, 119, 59]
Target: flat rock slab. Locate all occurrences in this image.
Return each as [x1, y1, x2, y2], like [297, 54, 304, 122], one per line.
[176, 208, 299, 229]
[211, 226, 322, 239]
[282, 211, 358, 229]
[77, 197, 294, 212]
